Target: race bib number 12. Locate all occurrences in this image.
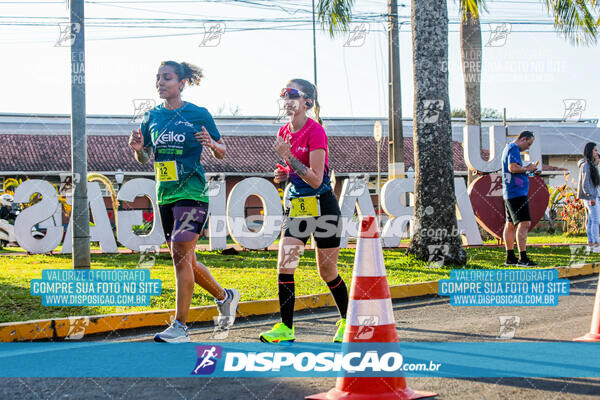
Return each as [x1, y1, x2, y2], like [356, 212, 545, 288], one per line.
[154, 161, 178, 182]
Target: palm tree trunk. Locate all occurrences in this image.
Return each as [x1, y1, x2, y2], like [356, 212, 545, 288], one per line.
[408, 0, 467, 265]
[461, 9, 482, 185]
[461, 9, 481, 126]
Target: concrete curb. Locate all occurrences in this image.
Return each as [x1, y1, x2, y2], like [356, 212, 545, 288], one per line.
[0, 242, 587, 257]
[1, 263, 598, 342]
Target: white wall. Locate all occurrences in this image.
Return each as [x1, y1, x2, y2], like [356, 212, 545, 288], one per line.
[547, 155, 580, 188]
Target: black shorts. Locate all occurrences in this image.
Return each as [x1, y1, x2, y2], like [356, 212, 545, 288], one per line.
[283, 190, 342, 249]
[504, 196, 531, 225]
[159, 199, 209, 242]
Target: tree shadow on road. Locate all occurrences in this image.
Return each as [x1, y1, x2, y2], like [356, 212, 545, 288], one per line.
[455, 376, 600, 397]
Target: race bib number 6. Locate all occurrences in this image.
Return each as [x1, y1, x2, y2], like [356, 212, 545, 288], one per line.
[154, 161, 178, 182]
[290, 196, 320, 218]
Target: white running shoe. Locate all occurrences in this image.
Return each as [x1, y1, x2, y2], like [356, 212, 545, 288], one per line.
[154, 316, 190, 343]
[215, 288, 240, 329]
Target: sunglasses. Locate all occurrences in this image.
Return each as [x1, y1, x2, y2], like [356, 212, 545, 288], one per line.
[280, 88, 307, 99]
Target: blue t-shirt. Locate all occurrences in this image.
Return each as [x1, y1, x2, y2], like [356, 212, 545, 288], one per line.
[501, 142, 529, 199]
[141, 102, 221, 205]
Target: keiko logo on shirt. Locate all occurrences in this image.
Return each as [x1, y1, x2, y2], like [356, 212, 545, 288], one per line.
[155, 130, 186, 145]
[296, 146, 308, 153]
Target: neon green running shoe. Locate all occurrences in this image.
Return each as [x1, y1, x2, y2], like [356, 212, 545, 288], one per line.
[259, 322, 295, 344]
[333, 318, 346, 343]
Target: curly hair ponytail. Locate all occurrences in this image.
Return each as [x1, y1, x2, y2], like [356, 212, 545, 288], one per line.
[160, 60, 204, 86]
[180, 62, 203, 86]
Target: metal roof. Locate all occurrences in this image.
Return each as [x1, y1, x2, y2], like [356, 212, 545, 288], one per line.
[0, 113, 597, 155]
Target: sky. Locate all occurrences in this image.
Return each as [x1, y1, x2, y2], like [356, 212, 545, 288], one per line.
[1, 0, 599, 120]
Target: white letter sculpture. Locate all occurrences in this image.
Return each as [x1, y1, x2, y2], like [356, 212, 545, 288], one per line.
[338, 175, 376, 248]
[463, 125, 504, 173]
[226, 177, 283, 250]
[62, 181, 118, 253]
[116, 178, 165, 251]
[13, 180, 63, 254]
[454, 178, 483, 245]
[206, 173, 227, 250]
[380, 178, 414, 248]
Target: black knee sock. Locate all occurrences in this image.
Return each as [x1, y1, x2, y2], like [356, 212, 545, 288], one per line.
[278, 274, 295, 329]
[506, 250, 516, 259]
[519, 251, 528, 260]
[327, 275, 348, 319]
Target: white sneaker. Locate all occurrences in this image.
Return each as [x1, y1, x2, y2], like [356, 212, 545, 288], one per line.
[154, 316, 190, 343]
[215, 288, 240, 328]
[593, 246, 600, 253]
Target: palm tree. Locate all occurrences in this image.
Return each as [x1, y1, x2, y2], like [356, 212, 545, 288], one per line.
[316, 0, 355, 37]
[407, 0, 467, 265]
[459, 1, 485, 129]
[459, 0, 599, 131]
[542, 0, 599, 45]
[460, 1, 485, 185]
[317, 0, 465, 264]
[318, 0, 599, 266]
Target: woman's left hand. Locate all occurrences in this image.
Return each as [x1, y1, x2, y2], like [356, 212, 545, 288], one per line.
[274, 136, 292, 160]
[195, 126, 214, 149]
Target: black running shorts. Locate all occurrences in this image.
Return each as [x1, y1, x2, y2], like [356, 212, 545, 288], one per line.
[159, 199, 209, 242]
[282, 190, 342, 249]
[504, 195, 531, 225]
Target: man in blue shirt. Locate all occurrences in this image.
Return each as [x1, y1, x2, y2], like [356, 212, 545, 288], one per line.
[502, 130, 538, 267]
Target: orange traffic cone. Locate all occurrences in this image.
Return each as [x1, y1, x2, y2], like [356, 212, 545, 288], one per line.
[307, 216, 437, 400]
[574, 272, 600, 341]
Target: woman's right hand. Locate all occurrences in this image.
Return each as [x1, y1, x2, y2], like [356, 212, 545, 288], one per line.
[129, 128, 144, 153]
[274, 165, 289, 183]
[592, 199, 596, 206]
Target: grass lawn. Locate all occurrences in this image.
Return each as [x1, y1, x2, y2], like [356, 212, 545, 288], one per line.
[1, 241, 599, 323]
[484, 232, 592, 245]
[393, 232, 589, 245]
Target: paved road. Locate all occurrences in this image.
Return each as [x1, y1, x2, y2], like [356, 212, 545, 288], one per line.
[2, 275, 600, 399]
